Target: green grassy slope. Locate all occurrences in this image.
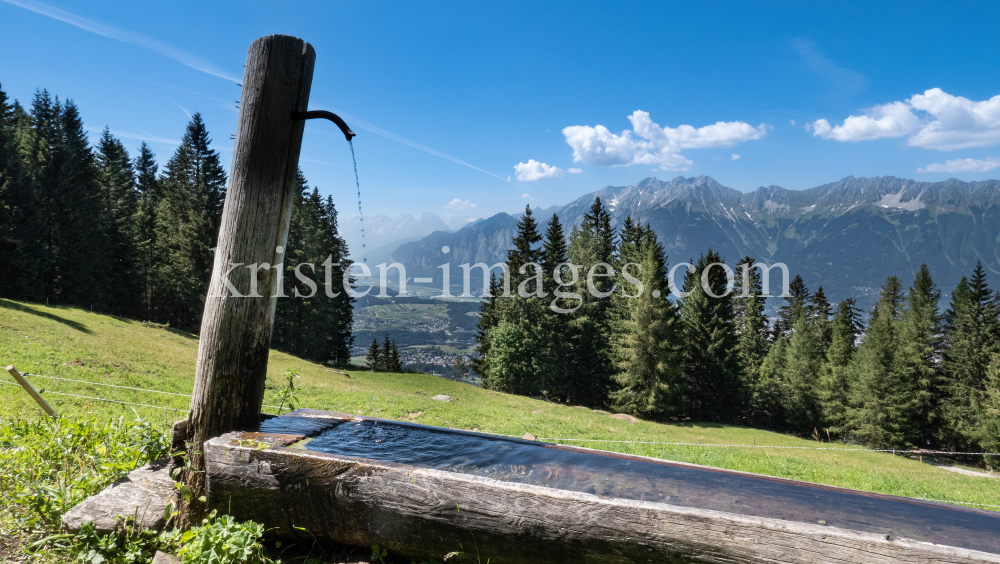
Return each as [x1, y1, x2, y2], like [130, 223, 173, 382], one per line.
[1, 298, 998, 511]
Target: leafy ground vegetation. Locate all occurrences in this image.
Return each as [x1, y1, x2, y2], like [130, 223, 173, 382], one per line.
[1, 298, 999, 562]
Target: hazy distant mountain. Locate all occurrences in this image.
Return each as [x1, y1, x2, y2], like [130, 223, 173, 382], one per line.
[390, 213, 520, 281]
[387, 175, 1000, 306]
[341, 213, 451, 259]
[445, 216, 482, 231]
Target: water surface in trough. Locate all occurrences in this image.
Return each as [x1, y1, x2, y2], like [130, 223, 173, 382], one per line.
[258, 415, 1000, 554]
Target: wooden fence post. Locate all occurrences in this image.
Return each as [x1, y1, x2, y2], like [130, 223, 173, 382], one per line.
[6, 365, 57, 417]
[183, 35, 315, 515]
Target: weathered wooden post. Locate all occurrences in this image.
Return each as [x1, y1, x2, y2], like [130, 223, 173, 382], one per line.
[182, 34, 315, 518]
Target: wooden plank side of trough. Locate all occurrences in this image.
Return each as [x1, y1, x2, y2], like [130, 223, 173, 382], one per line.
[204, 434, 1000, 564]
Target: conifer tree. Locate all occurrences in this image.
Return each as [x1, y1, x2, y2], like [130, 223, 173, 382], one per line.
[609, 221, 680, 418]
[482, 321, 534, 393]
[817, 298, 862, 435]
[272, 170, 354, 364]
[755, 332, 789, 429]
[153, 113, 227, 330]
[780, 312, 823, 433]
[848, 276, 916, 448]
[381, 334, 393, 370]
[563, 197, 618, 406]
[471, 272, 502, 379]
[898, 264, 942, 447]
[734, 256, 770, 423]
[485, 205, 547, 396]
[980, 354, 1000, 470]
[940, 262, 1000, 451]
[95, 128, 141, 316]
[537, 213, 574, 400]
[507, 205, 542, 288]
[0, 82, 33, 300]
[365, 337, 381, 370]
[809, 286, 833, 353]
[133, 142, 160, 319]
[390, 340, 402, 371]
[776, 274, 810, 337]
[678, 249, 740, 422]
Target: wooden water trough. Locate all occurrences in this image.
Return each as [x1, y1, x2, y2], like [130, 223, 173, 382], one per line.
[204, 409, 1000, 564]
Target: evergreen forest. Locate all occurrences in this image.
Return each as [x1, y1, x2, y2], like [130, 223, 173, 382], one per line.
[474, 201, 1000, 461]
[0, 84, 355, 364]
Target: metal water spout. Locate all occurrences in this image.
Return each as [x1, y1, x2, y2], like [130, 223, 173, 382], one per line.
[291, 110, 355, 141]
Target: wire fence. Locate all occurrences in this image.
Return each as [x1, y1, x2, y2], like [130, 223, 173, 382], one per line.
[3, 372, 999, 456]
[3, 369, 997, 510]
[489, 434, 1000, 457]
[1, 372, 284, 412]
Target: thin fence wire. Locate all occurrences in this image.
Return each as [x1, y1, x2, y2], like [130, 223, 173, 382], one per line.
[1, 375, 284, 412]
[3, 376, 997, 509]
[5, 374, 999, 456]
[18, 373, 191, 397]
[491, 435, 1000, 457]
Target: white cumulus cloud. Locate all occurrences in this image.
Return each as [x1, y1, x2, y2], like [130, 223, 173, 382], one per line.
[513, 159, 564, 181]
[568, 167, 583, 174]
[917, 157, 1000, 174]
[731, 153, 741, 160]
[810, 89, 1000, 150]
[445, 198, 477, 210]
[521, 193, 531, 198]
[562, 110, 766, 171]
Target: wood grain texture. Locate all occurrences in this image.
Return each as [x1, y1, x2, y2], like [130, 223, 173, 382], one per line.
[205, 435, 1000, 564]
[188, 35, 315, 449]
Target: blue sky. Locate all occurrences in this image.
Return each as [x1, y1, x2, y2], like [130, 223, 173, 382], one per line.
[2, 0, 1000, 225]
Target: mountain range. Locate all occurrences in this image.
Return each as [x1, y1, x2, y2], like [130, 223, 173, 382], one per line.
[381, 175, 1000, 308]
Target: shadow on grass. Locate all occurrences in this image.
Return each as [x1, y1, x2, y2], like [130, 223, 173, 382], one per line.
[0, 299, 92, 334]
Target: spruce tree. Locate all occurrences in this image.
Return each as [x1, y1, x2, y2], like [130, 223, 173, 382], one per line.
[471, 272, 502, 379]
[381, 334, 393, 370]
[563, 197, 618, 406]
[898, 264, 942, 448]
[780, 312, 823, 433]
[940, 262, 1000, 451]
[755, 334, 788, 430]
[483, 321, 534, 393]
[817, 298, 862, 436]
[486, 205, 547, 396]
[980, 354, 1000, 470]
[153, 113, 227, 330]
[390, 340, 402, 371]
[776, 274, 810, 337]
[537, 213, 574, 400]
[507, 205, 542, 288]
[734, 256, 770, 424]
[133, 142, 159, 319]
[272, 170, 354, 364]
[848, 276, 916, 448]
[0, 83, 33, 300]
[809, 286, 833, 353]
[95, 128, 141, 317]
[678, 249, 740, 422]
[365, 338, 381, 370]
[609, 223, 681, 418]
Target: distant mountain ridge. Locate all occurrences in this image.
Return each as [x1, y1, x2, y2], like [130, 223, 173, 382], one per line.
[387, 175, 1000, 306]
[341, 212, 451, 261]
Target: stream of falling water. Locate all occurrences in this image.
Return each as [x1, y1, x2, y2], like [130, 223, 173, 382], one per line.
[349, 139, 366, 264]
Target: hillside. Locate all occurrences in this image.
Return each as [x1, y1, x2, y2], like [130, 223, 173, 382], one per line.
[1, 297, 997, 511]
[389, 175, 1000, 307]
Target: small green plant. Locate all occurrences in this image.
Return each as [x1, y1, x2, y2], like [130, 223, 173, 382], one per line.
[158, 509, 273, 564]
[170, 443, 205, 508]
[276, 369, 301, 415]
[63, 518, 160, 564]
